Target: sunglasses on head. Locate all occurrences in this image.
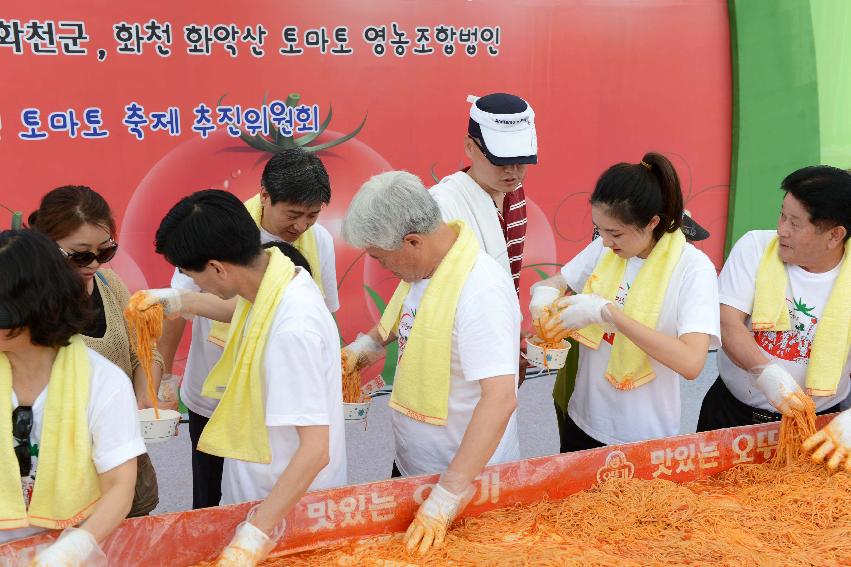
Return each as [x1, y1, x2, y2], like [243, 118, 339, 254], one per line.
[12, 405, 33, 477]
[59, 241, 118, 267]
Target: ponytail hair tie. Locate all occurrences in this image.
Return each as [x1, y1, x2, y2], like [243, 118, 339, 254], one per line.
[640, 160, 651, 170]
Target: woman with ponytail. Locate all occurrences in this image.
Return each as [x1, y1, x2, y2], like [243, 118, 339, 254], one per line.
[529, 153, 720, 451]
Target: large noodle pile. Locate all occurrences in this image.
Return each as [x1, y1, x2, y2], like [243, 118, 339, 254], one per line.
[253, 397, 850, 567]
[125, 291, 163, 418]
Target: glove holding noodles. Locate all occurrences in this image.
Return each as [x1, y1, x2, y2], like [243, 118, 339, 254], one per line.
[803, 409, 851, 473]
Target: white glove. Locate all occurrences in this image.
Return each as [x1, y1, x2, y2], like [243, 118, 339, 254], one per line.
[215, 520, 280, 567]
[138, 288, 186, 317]
[528, 286, 561, 321]
[802, 409, 851, 473]
[404, 473, 474, 556]
[752, 364, 806, 415]
[542, 294, 612, 336]
[29, 528, 106, 567]
[342, 333, 385, 374]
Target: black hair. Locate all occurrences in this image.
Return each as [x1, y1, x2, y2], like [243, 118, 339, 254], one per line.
[0, 229, 94, 347]
[590, 152, 684, 242]
[781, 166, 851, 241]
[261, 241, 313, 276]
[261, 148, 331, 206]
[155, 190, 262, 271]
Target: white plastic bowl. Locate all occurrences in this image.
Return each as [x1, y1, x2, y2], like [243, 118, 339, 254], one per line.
[138, 408, 181, 444]
[525, 337, 571, 370]
[343, 401, 370, 421]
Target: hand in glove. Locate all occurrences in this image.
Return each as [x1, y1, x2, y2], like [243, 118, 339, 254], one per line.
[136, 288, 187, 318]
[341, 333, 385, 375]
[528, 285, 562, 322]
[802, 409, 851, 473]
[215, 508, 285, 567]
[404, 474, 474, 556]
[751, 364, 806, 415]
[541, 294, 613, 337]
[29, 528, 106, 567]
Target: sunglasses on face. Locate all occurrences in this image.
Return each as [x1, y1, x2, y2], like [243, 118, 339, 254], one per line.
[59, 241, 118, 267]
[13, 405, 33, 477]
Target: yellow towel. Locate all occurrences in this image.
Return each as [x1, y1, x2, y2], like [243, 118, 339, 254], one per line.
[378, 221, 479, 425]
[752, 236, 851, 396]
[208, 194, 324, 347]
[751, 237, 792, 331]
[198, 247, 295, 463]
[0, 335, 100, 530]
[573, 230, 686, 390]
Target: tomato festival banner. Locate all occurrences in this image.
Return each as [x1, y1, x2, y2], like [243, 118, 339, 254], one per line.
[0, 1, 732, 364]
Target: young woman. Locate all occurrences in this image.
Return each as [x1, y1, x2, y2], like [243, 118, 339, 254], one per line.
[29, 185, 161, 516]
[530, 153, 720, 451]
[0, 229, 143, 564]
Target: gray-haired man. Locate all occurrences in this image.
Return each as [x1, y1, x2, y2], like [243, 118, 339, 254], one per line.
[340, 171, 521, 556]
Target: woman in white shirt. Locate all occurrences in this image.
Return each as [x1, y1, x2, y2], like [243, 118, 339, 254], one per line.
[0, 229, 144, 565]
[531, 153, 720, 450]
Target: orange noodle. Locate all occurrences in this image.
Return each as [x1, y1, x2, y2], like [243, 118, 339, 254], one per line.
[125, 291, 163, 419]
[222, 396, 850, 567]
[341, 350, 369, 404]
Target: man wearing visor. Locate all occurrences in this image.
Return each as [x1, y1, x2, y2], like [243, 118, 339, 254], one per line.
[431, 93, 537, 384]
[431, 93, 537, 293]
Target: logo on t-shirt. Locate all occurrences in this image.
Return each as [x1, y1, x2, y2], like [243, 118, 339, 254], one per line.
[754, 297, 818, 365]
[397, 308, 416, 360]
[602, 283, 629, 345]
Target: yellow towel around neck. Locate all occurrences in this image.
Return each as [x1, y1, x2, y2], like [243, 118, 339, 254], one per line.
[0, 335, 101, 530]
[378, 221, 479, 425]
[198, 248, 295, 463]
[208, 194, 323, 348]
[752, 236, 851, 396]
[573, 229, 686, 390]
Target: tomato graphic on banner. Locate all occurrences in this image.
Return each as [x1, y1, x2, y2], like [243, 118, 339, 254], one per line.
[119, 94, 393, 345]
[754, 297, 818, 365]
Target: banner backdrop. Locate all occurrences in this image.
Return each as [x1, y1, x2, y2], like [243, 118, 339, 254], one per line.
[0, 1, 731, 352]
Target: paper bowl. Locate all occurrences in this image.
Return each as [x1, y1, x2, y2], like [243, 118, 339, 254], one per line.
[525, 338, 571, 370]
[343, 401, 371, 421]
[138, 408, 182, 444]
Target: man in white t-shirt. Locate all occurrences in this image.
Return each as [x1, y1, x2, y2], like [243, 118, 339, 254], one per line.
[341, 171, 520, 556]
[147, 190, 346, 565]
[697, 165, 851, 430]
[157, 148, 339, 510]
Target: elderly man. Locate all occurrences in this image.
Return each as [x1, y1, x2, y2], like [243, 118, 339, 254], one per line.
[697, 166, 851, 465]
[341, 171, 521, 555]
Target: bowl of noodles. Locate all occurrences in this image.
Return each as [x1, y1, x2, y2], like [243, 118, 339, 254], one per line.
[525, 337, 571, 370]
[343, 401, 371, 421]
[138, 408, 181, 444]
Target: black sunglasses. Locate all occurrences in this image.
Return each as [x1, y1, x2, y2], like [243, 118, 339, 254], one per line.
[12, 406, 33, 477]
[59, 241, 118, 268]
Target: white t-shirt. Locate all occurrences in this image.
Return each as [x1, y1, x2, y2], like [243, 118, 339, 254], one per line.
[220, 269, 347, 505]
[392, 251, 521, 477]
[174, 221, 338, 418]
[718, 230, 851, 411]
[2, 349, 146, 543]
[561, 237, 721, 445]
